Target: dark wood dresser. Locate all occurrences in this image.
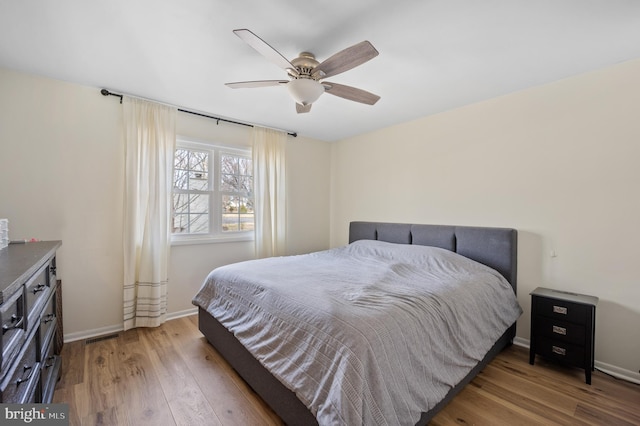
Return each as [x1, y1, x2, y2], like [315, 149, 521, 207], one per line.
[529, 287, 598, 384]
[0, 241, 62, 402]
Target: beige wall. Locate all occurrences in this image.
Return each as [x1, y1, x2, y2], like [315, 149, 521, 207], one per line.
[330, 59, 640, 376]
[0, 68, 331, 338]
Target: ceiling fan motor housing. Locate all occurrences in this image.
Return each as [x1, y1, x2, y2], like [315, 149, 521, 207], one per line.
[291, 52, 320, 77]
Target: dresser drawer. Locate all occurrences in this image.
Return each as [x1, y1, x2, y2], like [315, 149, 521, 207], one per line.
[40, 342, 60, 403]
[535, 296, 589, 324]
[534, 315, 586, 346]
[38, 290, 57, 359]
[0, 289, 26, 375]
[0, 332, 40, 403]
[25, 262, 52, 331]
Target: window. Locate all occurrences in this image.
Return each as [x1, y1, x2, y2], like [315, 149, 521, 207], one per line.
[172, 139, 253, 243]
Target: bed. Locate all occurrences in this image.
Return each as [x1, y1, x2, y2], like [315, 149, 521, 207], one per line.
[193, 221, 521, 425]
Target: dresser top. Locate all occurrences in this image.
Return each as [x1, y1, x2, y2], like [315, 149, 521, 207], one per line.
[0, 241, 62, 304]
[530, 286, 598, 306]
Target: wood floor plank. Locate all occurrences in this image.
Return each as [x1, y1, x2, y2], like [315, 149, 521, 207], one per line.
[163, 317, 281, 426]
[81, 338, 124, 416]
[56, 336, 85, 388]
[81, 405, 129, 426]
[54, 316, 640, 426]
[140, 323, 222, 426]
[114, 333, 176, 426]
[51, 386, 82, 425]
[574, 403, 639, 426]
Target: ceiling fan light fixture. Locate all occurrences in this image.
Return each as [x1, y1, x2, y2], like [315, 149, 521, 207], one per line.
[287, 78, 324, 106]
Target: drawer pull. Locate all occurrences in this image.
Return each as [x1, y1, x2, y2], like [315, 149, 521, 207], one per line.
[2, 314, 24, 334]
[44, 355, 56, 369]
[43, 313, 56, 324]
[16, 364, 34, 386]
[552, 325, 567, 335]
[552, 305, 568, 315]
[552, 345, 566, 356]
[32, 283, 46, 294]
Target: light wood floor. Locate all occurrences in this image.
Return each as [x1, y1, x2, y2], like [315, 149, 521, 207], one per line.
[53, 315, 640, 425]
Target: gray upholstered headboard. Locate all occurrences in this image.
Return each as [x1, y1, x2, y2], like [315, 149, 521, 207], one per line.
[349, 221, 517, 292]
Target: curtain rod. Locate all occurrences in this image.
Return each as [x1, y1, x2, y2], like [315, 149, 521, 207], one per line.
[100, 89, 297, 137]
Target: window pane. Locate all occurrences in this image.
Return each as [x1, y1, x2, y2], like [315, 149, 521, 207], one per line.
[174, 149, 189, 170]
[172, 214, 189, 233]
[174, 170, 189, 190]
[189, 194, 209, 214]
[189, 151, 208, 172]
[239, 157, 252, 175]
[222, 214, 238, 232]
[238, 197, 253, 214]
[222, 195, 237, 214]
[240, 213, 254, 231]
[239, 195, 254, 232]
[221, 155, 238, 175]
[240, 176, 253, 193]
[189, 171, 208, 191]
[222, 195, 254, 233]
[220, 173, 239, 191]
[173, 193, 189, 214]
[190, 213, 209, 233]
[222, 195, 238, 233]
[172, 213, 209, 234]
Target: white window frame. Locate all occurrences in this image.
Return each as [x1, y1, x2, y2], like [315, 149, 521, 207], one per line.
[171, 137, 254, 245]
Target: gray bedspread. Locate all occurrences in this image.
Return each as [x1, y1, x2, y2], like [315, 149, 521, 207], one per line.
[193, 240, 522, 425]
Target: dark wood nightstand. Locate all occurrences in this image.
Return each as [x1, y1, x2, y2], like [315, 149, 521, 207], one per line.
[529, 287, 598, 384]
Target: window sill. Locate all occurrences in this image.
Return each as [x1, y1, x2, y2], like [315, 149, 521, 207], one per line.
[171, 234, 254, 246]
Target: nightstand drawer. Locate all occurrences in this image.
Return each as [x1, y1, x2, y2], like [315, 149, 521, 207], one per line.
[535, 316, 585, 345]
[537, 337, 584, 366]
[535, 296, 589, 324]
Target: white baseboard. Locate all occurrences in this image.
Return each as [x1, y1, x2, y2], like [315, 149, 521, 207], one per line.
[512, 337, 640, 385]
[595, 361, 640, 385]
[513, 336, 530, 348]
[63, 307, 198, 343]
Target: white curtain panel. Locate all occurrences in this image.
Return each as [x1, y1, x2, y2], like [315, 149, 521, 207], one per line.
[252, 127, 287, 258]
[122, 97, 176, 330]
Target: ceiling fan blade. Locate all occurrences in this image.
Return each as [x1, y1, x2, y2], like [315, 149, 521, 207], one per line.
[233, 29, 295, 71]
[323, 82, 380, 105]
[225, 80, 288, 89]
[296, 103, 312, 114]
[313, 41, 379, 79]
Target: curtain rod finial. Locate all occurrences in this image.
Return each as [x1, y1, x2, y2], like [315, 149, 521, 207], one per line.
[100, 89, 110, 96]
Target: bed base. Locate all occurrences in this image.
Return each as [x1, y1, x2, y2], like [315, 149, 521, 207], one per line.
[199, 307, 515, 425]
[198, 221, 518, 425]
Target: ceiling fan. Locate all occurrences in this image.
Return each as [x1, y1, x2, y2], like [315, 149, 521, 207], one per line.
[225, 29, 380, 113]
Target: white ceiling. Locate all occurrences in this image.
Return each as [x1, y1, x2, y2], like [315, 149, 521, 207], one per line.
[1, 1, 639, 141]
